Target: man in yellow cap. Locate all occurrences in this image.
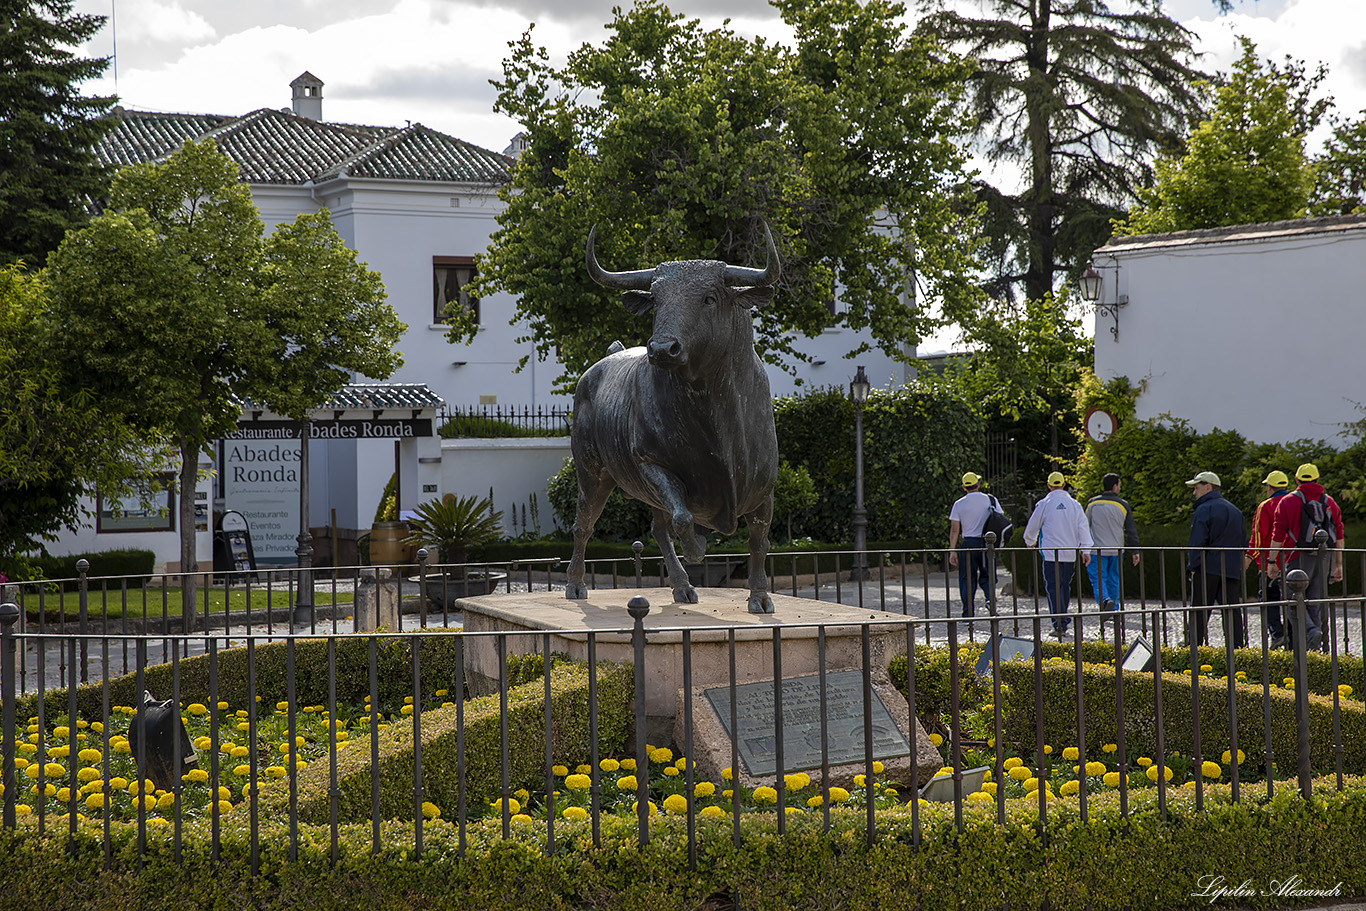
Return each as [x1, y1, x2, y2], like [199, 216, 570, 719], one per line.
[947, 471, 999, 617]
[1244, 470, 1291, 648]
[1024, 471, 1093, 638]
[1270, 463, 1345, 651]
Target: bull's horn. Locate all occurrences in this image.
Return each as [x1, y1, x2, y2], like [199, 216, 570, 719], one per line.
[586, 226, 656, 290]
[724, 221, 780, 287]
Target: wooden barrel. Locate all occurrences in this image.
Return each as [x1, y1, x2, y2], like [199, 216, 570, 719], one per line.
[369, 521, 413, 565]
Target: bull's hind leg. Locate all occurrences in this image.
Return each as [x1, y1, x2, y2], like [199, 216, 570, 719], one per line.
[743, 493, 775, 613]
[566, 469, 615, 600]
[652, 509, 698, 604]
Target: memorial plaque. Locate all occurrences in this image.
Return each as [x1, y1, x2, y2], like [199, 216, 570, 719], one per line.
[703, 670, 909, 776]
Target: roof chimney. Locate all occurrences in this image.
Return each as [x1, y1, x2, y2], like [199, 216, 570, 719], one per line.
[290, 71, 324, 121]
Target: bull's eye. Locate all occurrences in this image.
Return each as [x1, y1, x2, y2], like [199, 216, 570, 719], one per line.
[704, 293, 718, 307]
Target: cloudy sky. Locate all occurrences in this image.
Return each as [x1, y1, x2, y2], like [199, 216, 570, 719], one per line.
[73, 0, 1366, 157]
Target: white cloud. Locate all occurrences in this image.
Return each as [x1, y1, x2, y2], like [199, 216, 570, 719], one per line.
[110, 0, 215, 44]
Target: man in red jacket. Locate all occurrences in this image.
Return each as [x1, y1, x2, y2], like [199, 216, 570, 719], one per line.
[1244, 470, 1290, 648]
[1270, 463, 1346, 651]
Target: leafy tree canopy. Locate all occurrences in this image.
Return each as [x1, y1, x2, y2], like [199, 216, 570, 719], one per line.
[44, 139, 406, 610]
[1310, 111, 1366, 216]
[0, 0, 117, 267]
[1115, 37, 1331, 235]
[469, 0, 982, 392]
[914, 0, 1205, 303]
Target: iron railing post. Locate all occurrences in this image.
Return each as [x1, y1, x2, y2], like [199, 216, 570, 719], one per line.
[1286, 568, 1312, 799]
[417, 548, 429, 629]
[0, 600, 18, 829]
[984, 531, 998, 616]
[628, 595, 651, 847]
[632, 541, 644, 589]
[77, 558, 89, 682]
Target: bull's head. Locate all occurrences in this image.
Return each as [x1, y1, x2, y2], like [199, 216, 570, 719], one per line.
[586, 224, 780, 373]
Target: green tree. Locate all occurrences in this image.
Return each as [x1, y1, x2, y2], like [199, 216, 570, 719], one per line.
[1310, 111, 1366, 216]
[914, 0, 1204, 302]
[0, 265, 156, 577]
[470, 0, 980, 389]
[1116, 38, 1330, 235]
[44, 139, 406, 622]
[0, 0, 117, 267]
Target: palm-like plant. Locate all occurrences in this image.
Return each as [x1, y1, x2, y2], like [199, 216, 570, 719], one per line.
[404, 495, 504, 572]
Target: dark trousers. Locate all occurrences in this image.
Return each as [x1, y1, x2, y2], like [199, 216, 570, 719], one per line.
[957, 536, 996, 617]
[1188, 572, 1243, 647]
[1261, 575, 1283, 640]
[1041, 559, 1077, 633]
[1285, 554, 1327, 649]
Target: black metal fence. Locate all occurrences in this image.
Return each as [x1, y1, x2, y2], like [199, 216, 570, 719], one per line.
[0, 539, 1362, 870]
[437, 404, 572, 438]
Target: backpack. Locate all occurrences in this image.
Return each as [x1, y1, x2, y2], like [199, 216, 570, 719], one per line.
[983, 496, 1014, 546]
[1294, 490, 1336, 548]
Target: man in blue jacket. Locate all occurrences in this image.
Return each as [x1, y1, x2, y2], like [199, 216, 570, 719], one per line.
[1185, 471, 1247, 647]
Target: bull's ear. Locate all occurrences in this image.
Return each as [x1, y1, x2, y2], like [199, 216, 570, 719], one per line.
[735, 286, 775, 310]
[621, 290, 654, 314]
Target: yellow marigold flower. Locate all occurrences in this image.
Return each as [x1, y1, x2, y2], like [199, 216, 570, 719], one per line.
[630, 800, 657, 816]
[1283, 677, 1295, 687]
[230, 746, 249, 759]
[872, 761, 885, 774]
[1062, 747, 1079, 761]
[57, 788, 71, 802]
[565, 774, 591, 791]
[1201, 761, 1222, 779]
[85, 792, 105, 810]
[18, 744, 35, 756]
[1043, 745, 1053, 755]
[217, 701, 229, 711]
[828, 787, 850, 803]
[277, 743, 292, 754]
[651, 747, 673, 764]
[53, 726, 70, 739]
[157, 793, 176, 809]
[515, 788, 530, 803]
[183, 769, 209, 783]
[494, 797, 520, 815]
[14, 805, 30, 817]
[232, 765, 250, 777]
[551, 765, 569, 777]
[335, 732, 349, 743]
[987, 737, 996, 748]
[1222, 749, 1245, 765]
[576, 764, 592, 775]
[264, 766, 286, 780]
[722, 790, 733, 800]
[663, 794, 688, 815]
[1146, 765, 1173, 782]
[1234, 671, 1247, 681]
[928, 733, 944, 747]
[599, 759, 620, 773]
[1339, 685, 1353, 698]
[76, 767, 100, 783]
[854, 775, 866, 787]
[510, 813, 534, 824]
[936, 766, 954, 776]
[619, 758, 637, 771]
[1023, 777, 1039, 792]
[187, 704, 208, 716]
[967, 791, 993, 803]
[694, 781, 715, 799]
[43, 762, 65, 778]
[807, 795, 824, 807]
[236, 722, 250, 733]
[562, 806, 588, 821]
[1003, 756, 1023, 770]
[616, 776, 638, 791]
[699, 805, 726, 819]
[275, 701, 290, 712]
[1136, 757, 1152, 767]
[107, 776, 127, 790]
[675, 757, 692, 771]
[13, 757, 27, 770]
[193, 736, 212, 751]
[49, 745, 70, 758]
[1085, 761, 1107, 776]
[1060, 780, 1080, 797]
[1008, 765, 1032, 781]
[216, 800, 233, 814]
[397, 705, 413, 716]
[1102, 771, 1121, 788]
[1199, 664, 1213, 673]
[33, 783, 56, 798]
[982, 782, 998, 796]
[77, 748, 101, 763]
[422, 801, 441, 819]
[784, 772, 810, 791]
[752, 786, 778, 805]
[663, 766, 680, 777]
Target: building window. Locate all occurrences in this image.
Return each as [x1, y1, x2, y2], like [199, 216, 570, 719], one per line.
[96, 475, 176, 533]
[434, 256, 479, 325]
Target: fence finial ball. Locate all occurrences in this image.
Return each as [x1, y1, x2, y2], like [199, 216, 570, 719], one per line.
[0, 602, 18, 628]
[1285, 568, 1310, 595]
[627, 595, 651, 621]
[76, 558, 90, 574]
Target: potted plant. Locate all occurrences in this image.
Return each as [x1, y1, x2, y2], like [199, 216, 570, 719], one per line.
[405, 494, 506, 601]
[369, 491, 413, 566]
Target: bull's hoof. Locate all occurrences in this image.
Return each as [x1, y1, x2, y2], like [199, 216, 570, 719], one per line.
[672, 584, 699, 604]
[565, 582, 588, 600]
[748, 592, 774, 614]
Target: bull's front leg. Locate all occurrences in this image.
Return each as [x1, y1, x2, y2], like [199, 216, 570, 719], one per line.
[651, 509, 697, 604]
[743, 493, 775, 613]
[566, 469, 615, 600]
[637, 463, 703, 602]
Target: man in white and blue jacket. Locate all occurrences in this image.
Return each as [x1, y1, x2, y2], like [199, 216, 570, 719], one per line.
[1024, 472, 1093, 638]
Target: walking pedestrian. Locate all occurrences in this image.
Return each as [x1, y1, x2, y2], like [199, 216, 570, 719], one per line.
[1023, 471, 1092, 639]
[948, 471, 998, 617]
[1085, 473, 1140, 614]
[1244, 470, 1290, 649]
[1270, 463, 1345, 652]
[1185, 471, 1246, 647]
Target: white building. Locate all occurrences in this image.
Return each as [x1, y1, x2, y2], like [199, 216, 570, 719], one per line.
[1090, 213, 1366, 447]
[53, 74, 913, 571]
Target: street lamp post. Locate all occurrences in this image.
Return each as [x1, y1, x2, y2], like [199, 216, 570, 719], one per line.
[849, 365, 870, 581]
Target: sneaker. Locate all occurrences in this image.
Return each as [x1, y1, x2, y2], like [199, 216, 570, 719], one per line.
[1269, 633, 1285, 650]
[1308, 629, 1323, 651]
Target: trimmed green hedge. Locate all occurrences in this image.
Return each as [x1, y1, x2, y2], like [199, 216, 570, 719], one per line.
[262, 659, 634, 822]
[29, 548, 156, 584]
[5, 779, 1366, 910]
[996, 659, 1366, 776]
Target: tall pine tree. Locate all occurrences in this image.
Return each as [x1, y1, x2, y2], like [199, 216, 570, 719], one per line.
[0, 0, 116, 267]
[915, 0, 1204, 302]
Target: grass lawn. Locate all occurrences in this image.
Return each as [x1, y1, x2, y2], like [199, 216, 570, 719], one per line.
[19, 585, 355, 622]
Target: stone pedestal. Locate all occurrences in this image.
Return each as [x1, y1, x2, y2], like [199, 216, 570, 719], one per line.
[354, 568, 399, 632]
[456, 587, 912, 750]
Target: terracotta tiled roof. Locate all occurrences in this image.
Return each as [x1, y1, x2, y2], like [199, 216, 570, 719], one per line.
[98, 106, 511, 187]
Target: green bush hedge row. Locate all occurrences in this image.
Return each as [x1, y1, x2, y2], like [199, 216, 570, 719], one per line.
[996, 660, 1366, 776]
[26, 548, 156, 584]
[6, 778, 1365, 910]
[260, 659, 634, 822]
